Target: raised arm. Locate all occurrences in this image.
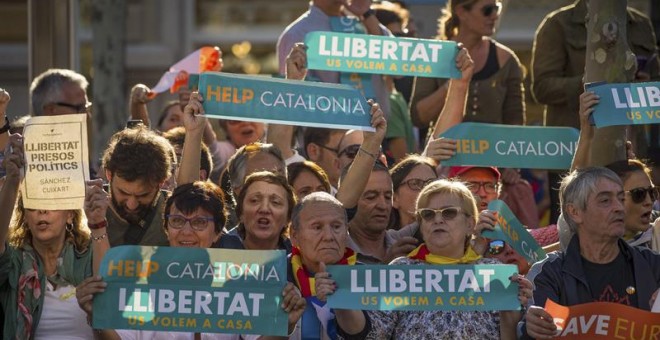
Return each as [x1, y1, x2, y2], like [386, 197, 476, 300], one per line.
[335, 101, 387, 208]
[129, 84, 153, 127]
[84, 179, 111, 275]
[570, 91, 598, 171]
[176, 91, 207, 186]
[268, 43, 308, 160]
[343, 0, 383, 36]
[429, 46, 473, 136]
[0, 133, 24, 254]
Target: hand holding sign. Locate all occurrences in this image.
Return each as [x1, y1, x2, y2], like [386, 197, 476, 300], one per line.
[473, 210, 497, 255]
[285, 43, 308, 81]
[84, 179, 109, 225]
[525, 305, 558, 339]
[131, 84, 154, 104]
[183, 91, 207, 134]
[281, 282, 306, 334]
[455, 43, 474, 84]
[76, 275, 107, 318]
[422, 137, 457, 163]
[314, 262, 336, 302]
[363, 100, 387, 151]
[3, 133, 24, 181]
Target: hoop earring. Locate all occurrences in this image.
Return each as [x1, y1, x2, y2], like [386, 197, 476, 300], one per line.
[66, 223, 74, 236]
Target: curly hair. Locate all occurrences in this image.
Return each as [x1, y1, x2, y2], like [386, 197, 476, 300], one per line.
[102, 126, 172, 186]
[9, 195, 90, 252]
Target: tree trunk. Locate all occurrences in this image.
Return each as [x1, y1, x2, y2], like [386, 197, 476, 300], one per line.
[91, 0, 126, 169]
[584, 0, 635, 166]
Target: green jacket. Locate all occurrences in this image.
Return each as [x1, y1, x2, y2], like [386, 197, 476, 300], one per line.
[531, 0, 660, 128]
[0, 242, 93, 339]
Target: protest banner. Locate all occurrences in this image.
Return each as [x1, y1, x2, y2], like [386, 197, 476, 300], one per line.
[481, 200, 546, 264]
[94, 246, 289, 336]
[326, 264, 519, 311]
[439, 123, 579, 170]
[199, 72, 375, 131]
[545, 299, 660, 339]
[151, 46, 221, 95]
[586, 81, 660, 128]
[305, 31, 461, 79]
[20, 114, 89, 210]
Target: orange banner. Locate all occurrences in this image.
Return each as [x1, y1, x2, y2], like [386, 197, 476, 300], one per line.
[545, 299, 660, 340]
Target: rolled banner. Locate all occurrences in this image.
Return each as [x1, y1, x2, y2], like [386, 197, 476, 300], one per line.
[151, 46, 222, 95]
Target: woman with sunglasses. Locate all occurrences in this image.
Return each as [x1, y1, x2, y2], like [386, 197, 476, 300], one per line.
[485, 239, 530, 275]
[369, 179, 531, 339]
[410, 0, 524, 132]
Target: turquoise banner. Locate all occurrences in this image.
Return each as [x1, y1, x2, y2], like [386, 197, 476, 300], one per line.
[586, 81, 660, 127]
[93, 246, 288, 335]
[439, 123, 579, 170]
[187, 74, 200, 90]
[482, 200, 547, 264]
[326, 264, 519, 311]
[198, 72, 374, 131]
[305, 31, 461, 79]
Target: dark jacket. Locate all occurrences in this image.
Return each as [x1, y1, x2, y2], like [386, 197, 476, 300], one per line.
[519, 235, 660, 339]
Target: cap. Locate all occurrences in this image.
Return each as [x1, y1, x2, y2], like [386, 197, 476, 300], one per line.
[447, 166, 501, 180]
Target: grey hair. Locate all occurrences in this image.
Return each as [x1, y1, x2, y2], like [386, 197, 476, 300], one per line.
[30, 69, 89, 116]
[226, 142, 286, 190]
[559, 167, 623, 233]
[291, 191, 346, 231]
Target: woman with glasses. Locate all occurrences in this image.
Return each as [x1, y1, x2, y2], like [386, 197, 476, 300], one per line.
[410, 0, 524, 132]
[389, 155, 438, 229]
[369, 179, 531, 339]
[485, 239, 530, 275]
[76, 181, 306, 339]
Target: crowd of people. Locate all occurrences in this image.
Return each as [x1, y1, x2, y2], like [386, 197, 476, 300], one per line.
[0, 0, 659, 339]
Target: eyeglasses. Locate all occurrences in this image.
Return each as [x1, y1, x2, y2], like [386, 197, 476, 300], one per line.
[417, 207, 464, 222]
[480, 2, 502, 17]
[488, 239, 506, 256]
[401, 178, 435, 191]
[337, 144, 360, 159]
[626, 186, 659, 204]
[466, 181, 498, 194]
[54, 102, 92, 113]
[165, 214, 214, 231]
[317, 143, 339, 155]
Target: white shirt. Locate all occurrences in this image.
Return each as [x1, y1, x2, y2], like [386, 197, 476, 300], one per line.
[34, 282, 94, 340]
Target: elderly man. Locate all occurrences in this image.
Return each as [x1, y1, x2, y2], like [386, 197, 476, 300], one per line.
[289, 191, 374, 339]
[521, 167, 660, 339]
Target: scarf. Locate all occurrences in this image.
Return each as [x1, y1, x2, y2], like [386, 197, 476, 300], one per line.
[11, 241, 92, 340]
[408, 243, 482, 264]
[290, 247, 357, 339]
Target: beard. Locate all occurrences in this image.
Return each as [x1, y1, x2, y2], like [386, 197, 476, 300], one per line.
[111, 195, 151, 225]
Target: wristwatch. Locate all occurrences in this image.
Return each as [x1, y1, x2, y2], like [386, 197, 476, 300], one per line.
[362, 9, 375, 20]
[0, 116, 9, 134]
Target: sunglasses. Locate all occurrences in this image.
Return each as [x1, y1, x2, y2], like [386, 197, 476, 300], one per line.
[626, 186, 659, 204]
[55, 101, 93, 113]
[488, 239, 506, 256]
[480, 3, 502, 17]
[417, 207, 464, 222]
[401, 178, 435, 191]
[337, 144, 361, 159]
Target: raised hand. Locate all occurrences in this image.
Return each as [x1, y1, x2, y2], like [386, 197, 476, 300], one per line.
[422, 137, 457, 163]
[182, 91, 207, 134]
[286, 43, 308, 81]
[2, 133, 24, 181]
[84, 179, 109, 225]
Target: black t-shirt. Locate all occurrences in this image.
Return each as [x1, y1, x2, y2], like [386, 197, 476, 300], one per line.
[582, 251, 638, 307]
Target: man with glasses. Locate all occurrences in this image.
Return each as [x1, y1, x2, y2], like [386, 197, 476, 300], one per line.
[30, 69, 92, 117]
[304, 127, 345, 189]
